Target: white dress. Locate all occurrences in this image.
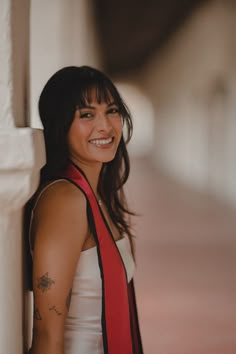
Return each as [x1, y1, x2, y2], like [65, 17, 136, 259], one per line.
[64, 236, 135, 354]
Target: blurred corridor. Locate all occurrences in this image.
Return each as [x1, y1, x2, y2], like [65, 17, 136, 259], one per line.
[128, 157, 236, 354]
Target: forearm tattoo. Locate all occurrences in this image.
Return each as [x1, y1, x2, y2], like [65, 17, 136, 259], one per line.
[66, 288, 72, 311]
[37, 272, 55, 292]
[33, 307, 42, 320]
[49, 306, 62, 316]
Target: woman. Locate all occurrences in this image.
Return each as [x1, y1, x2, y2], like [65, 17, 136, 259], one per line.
[27, 66, 143, 354]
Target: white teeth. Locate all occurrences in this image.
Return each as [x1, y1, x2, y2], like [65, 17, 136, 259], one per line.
[90, 137, 112, 145]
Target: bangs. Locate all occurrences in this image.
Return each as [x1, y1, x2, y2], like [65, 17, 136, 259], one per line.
[74, 80, 121, 109]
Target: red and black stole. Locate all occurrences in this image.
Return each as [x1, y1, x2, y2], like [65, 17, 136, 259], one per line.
[60, 161, 143, 354]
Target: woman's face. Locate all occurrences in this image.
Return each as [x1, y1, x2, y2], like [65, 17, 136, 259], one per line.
[67, 91, 123, 169]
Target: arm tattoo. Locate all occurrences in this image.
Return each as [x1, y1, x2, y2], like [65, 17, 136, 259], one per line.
[66, 288, 72, 311]
[33, 307, 42, 320]
[49, 306, 62, 316]
[37, 272, 55, 292]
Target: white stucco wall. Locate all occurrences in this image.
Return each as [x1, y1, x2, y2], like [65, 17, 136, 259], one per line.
[30, 0, 101, 128]
[141, 0, 236, 205]
[0, 0, 15, 128]
[0, 1, 45, 353]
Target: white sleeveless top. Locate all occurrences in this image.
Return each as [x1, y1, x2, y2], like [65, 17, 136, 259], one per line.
[29, 181, 135, 354]
[64, 237, 135, 354]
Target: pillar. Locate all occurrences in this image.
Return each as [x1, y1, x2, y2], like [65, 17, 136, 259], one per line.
[0, 0, 45, 353]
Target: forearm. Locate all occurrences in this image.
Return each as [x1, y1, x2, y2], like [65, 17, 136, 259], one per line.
[30, 331, 64, 354]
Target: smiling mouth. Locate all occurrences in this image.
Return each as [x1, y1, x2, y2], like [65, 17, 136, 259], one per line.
[89, 137, 114, 146]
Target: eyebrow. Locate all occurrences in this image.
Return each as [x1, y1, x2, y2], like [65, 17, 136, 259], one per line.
[79, 101, 117, 110]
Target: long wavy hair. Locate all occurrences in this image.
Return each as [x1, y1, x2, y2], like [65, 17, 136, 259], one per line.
[38, 66, 135, 249]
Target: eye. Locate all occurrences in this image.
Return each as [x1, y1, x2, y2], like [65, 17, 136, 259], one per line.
[80, 112, 93, 119]
[107, 107, 120, 115]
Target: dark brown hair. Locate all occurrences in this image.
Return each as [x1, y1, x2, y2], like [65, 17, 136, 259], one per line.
[38, 66, 135, 248]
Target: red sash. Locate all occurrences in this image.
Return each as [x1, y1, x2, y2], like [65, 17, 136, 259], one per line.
[60, 162, 143, 354]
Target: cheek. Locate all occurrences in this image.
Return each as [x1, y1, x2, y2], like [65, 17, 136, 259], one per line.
[113, 117, 123, 135]
[68, 121, 91, 142]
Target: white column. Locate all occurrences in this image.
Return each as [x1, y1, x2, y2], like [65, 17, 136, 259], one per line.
[0, 1, 45, 353]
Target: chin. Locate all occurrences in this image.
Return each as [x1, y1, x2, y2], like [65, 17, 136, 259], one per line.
[92, 149, 118, 163]
[99, 156, 116, 163]
[97, 153, 117, 164]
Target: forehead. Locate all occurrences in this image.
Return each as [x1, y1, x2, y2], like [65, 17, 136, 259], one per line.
[78, 85, 116, 107]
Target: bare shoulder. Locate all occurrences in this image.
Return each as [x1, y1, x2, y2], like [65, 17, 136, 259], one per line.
[34, 179, 86, 217]
[32, 179, 88, 249]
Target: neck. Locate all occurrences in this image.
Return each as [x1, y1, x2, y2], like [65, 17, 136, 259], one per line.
[69, 158, 102, 196]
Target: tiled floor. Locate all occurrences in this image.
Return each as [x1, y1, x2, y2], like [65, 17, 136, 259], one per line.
[127, 157, 236, 354]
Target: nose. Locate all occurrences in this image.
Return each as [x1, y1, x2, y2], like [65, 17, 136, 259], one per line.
[96, 113, 112, 132]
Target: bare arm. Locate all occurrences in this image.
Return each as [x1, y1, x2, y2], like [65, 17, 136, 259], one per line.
[30, 181, 88, 354]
